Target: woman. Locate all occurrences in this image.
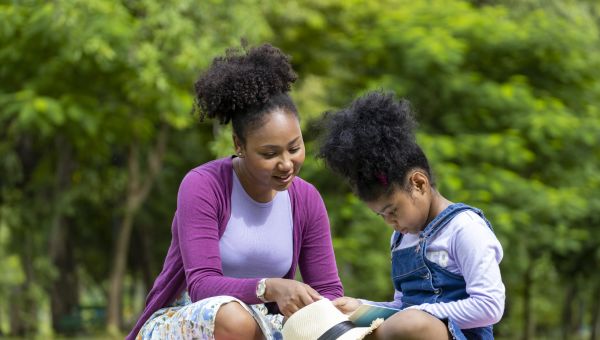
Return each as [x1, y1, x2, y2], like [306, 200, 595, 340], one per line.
[127, 44, 343, 340]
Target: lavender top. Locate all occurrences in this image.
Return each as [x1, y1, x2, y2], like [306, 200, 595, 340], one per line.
[219, 169, 293, 278]
[127, 157, 343, 339]
[364, 210, 505, 329]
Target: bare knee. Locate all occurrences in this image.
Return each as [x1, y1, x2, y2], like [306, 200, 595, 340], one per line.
[374, 309, 449, 340]
[214, 302, 262, 340]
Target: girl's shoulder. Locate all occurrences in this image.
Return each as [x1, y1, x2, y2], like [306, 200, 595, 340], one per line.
[448, 210, 503, 258]
[450, 210, 489, 229]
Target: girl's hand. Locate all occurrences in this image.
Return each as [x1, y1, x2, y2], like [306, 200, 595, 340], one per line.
[332, 296, 362, 314]
[264, 278, 323, 317]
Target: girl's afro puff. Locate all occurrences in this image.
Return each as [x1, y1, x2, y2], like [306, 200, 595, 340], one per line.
[319, 91, 433, 201]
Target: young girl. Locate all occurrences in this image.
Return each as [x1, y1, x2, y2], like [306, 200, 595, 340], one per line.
[127, 44, 343, 340]
[318, 91, 504, 339]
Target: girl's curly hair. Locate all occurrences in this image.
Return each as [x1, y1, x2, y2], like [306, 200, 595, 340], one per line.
[194, 43, 298, 143]
[318, 91, 434, 201]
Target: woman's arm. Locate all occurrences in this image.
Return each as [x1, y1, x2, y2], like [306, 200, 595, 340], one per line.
[176, 170, 262, 304]
[296, 183, 344, 300]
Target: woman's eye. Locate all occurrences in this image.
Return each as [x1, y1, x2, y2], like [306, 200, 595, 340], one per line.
[262, 152, 277, 158]
[289, 147, 301, 153]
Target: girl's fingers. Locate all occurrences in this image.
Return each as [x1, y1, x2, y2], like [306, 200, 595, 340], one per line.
[332, 298, 347, 307]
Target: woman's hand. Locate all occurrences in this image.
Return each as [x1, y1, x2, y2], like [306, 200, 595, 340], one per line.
[264, 278, 323, 317]
[332, 296, 362, 314]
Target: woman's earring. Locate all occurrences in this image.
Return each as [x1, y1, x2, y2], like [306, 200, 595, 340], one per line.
[237, 152, 244, 158]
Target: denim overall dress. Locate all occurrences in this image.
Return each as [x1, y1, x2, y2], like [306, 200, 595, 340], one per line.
[391, 203, 495, 340]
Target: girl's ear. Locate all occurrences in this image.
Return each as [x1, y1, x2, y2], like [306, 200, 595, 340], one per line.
[410, 170, 430, 193]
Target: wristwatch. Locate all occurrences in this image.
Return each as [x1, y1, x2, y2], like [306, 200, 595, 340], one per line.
[256, 278, 268, 302]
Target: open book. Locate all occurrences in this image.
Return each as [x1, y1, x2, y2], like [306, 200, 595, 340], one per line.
[348, 303, 400, 327]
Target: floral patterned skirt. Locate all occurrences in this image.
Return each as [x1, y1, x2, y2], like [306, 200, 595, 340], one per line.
[137, 292, 284, 340]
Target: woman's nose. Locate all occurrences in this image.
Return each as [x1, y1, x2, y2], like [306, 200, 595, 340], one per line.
[278, 156, 293, 171]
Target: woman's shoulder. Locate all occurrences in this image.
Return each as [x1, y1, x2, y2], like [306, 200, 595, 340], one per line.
[180, 157, 233, 191]
[289, 176, 321, 199]
[190, 156, 232, 175]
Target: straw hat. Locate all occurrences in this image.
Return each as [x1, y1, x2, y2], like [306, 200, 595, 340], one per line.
[282, 299, 384, 340]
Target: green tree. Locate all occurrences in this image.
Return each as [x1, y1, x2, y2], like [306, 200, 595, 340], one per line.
[267, 1, 600, 338]
[1, 0, 272, 336]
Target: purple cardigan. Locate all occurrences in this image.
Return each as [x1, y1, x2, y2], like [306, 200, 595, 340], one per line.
[127, 157, 343, 339]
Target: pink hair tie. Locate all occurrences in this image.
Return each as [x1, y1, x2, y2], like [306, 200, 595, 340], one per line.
[375, 173, 388, 186]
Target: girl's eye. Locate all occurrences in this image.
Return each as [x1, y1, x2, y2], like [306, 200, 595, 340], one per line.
[289, 147, 301, 153]
[262, 152, 277, 158]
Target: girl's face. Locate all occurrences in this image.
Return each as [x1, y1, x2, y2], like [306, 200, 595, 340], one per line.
[366, 172, 432, 235]
[235, 108, 305, 201]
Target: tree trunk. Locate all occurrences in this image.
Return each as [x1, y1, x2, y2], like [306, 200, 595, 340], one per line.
[522, 260, 535, 340]
[49, 218, 79, 334]
[10, 237, 37, 336]
[106, 124, 168, 335]
[9, 286, 26, 336]
[590, 282, 600, 340]
[49, 136, 79, 334]
[137, 225, 155, 292]
[561, 281, 577, 340]
[8, 135, 39, 336]
[107, 207, 136, 335]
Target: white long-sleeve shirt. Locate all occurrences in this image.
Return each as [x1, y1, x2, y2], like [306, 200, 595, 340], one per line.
[364, 210, 505, 329]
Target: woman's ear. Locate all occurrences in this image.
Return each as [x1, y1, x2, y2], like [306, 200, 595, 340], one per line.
[232, 134, 244, 157]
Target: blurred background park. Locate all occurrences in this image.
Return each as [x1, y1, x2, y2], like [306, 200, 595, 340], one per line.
[2, 0, 600, 339]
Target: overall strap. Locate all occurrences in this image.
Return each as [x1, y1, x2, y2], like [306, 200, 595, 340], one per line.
[423, 203, 492, 239]
[391, 230, 403, 251]
[390, 203, 491, 251]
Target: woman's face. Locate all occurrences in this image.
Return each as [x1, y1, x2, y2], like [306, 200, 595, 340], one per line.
[235, 108, 305, 198]
[366, 174, 432, 235]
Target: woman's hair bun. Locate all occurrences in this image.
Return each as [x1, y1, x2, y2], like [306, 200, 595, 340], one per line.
[194, 43, 298, 124]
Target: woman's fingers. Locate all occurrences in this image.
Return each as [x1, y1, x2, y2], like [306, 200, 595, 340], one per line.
[272, 279, 328, 317]
[282, 305, 299, 318]
[306, 285, 323, 301]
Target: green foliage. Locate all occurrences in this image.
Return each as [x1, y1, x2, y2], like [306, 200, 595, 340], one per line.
[2, 0, 600, 338]
[269, 0, 600, 337]
[0, 0, 272, 336]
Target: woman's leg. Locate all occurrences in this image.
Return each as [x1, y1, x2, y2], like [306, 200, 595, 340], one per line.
[137, 296, 268, 340]
[367, 309, 450, 340]
[214, 301, 263, 340]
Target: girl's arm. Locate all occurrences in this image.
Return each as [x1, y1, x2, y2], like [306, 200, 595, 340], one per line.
[409, 216, 505, 329]
[360, 290, 404, 310]
[357, 232, 403, 310]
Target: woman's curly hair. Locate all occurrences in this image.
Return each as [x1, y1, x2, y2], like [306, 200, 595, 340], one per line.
[194, 43, 298, 142]
[318, 91, 434, 201]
